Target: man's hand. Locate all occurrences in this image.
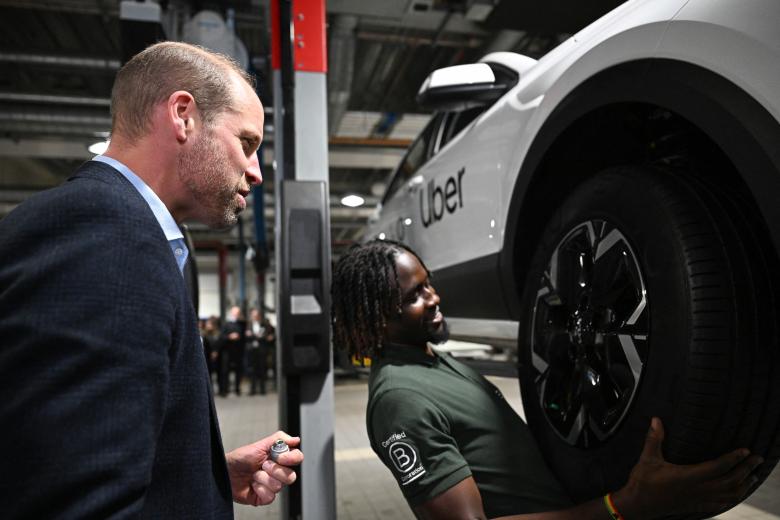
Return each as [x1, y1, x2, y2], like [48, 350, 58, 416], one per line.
[614, 417, 763, 518]
[225, 431, 304, 506]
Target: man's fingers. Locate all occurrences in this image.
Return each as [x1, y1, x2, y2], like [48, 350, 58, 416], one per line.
[684, 454, 762, 514]
[262, 431, 301, 450]
[720, 455, 763, 486]
[711, 455, 763, 498]
[261, 459, 298, 485]
[254, 468, 284, 492]
[639, 417, 665, 462]
[250, 482, 277, 506]
[686, 449, 752, 481]
[276, 448, 304, 467]
[274, 431, 301, 448]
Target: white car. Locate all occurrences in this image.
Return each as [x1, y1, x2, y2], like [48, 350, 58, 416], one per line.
[367, 0, 780, 505]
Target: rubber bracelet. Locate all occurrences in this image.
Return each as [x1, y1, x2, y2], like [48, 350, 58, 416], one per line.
[604, 493, 625, 520]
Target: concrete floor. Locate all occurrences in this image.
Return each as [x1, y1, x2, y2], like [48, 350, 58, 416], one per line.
[215, 376, 780, 520]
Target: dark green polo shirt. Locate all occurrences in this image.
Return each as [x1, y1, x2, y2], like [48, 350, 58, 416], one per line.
[366, 344, 571, 517]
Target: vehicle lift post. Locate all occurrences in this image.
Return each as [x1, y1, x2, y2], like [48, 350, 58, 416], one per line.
[271, 0, 336, 518]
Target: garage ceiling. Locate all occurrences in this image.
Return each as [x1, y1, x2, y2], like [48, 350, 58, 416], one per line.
[0, 0, 620, 257]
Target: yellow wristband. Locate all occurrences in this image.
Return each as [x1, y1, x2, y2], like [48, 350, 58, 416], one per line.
[604, 493, 624, 520]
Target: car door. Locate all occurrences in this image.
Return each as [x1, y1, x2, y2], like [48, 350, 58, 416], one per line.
[405, 104, 501, 272]
[368, 115, 440, 244]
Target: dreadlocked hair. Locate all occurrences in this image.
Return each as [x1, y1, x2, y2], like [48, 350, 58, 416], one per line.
[331, 239, 429, 362]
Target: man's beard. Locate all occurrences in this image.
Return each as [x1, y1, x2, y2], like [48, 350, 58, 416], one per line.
[429, 319, 450, 345]
[178, 130, 242, 229]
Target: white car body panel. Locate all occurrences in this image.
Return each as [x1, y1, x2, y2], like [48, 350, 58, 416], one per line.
[369, 0, 780, 344]
[403, 0, 688, 272]
[658, 0, 780, 123]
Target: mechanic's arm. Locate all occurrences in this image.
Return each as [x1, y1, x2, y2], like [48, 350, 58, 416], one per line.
[413, 477, 487, 519]
[415, 418, 762, 520]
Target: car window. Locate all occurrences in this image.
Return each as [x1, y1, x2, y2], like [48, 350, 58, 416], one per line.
[382, 62, 519, 202]
[438, 106, 485, 151]
[434, 63, 519, 153]
[383, 115, 440, 201]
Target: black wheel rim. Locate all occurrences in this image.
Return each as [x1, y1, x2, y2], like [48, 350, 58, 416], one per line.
[530, 220, 649, 448]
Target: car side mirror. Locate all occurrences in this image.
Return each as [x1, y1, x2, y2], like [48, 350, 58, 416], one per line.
[416, 63, 507, 111]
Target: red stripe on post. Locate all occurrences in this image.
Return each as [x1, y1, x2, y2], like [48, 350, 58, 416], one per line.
[292, 0, 327, 73]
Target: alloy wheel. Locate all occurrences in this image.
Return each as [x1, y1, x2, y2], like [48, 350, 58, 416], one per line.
[530, 219, 649, 448]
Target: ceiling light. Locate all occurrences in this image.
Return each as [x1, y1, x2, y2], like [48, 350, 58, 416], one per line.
[378, 232, 386, 240]
[341, 194, 365, 207]
[88, 140, 109, 155]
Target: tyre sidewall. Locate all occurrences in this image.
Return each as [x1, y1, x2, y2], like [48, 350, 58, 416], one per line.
[519, 167, 699, 500]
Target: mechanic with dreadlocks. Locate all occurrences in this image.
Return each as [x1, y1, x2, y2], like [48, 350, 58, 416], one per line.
[331, 239, 762, 520]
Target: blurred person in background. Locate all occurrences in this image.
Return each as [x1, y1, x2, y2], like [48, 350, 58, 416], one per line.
[219, 304, 247, 397]
[247, 308, 274, 395]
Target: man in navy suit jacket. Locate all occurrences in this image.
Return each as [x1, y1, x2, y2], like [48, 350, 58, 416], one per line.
[0, 41, 302, 518]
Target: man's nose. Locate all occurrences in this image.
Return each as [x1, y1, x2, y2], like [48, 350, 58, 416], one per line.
[246, 152, 263, 185]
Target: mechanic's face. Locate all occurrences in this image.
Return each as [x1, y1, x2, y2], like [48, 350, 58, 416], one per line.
[179, 76, 263, 229]
[384, 250, 449, 348]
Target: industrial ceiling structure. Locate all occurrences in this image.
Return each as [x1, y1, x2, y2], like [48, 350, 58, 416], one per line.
[0, 0, 622, 259]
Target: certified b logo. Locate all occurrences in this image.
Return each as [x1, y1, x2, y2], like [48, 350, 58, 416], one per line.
[388, 442, 417, 473]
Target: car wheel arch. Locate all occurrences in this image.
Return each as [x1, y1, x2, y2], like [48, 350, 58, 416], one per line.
[499, 58, 780, 318]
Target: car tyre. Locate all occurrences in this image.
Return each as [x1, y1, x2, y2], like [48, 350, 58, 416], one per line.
[517, 166, 780, 510]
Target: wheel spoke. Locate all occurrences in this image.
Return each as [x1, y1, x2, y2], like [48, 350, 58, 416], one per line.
[625, 290, 647, 327]
[594, 228, 622, 262]
[617, 334, 643, 382]
[555, 230, 593, 309]
[565, 405, 587, 444]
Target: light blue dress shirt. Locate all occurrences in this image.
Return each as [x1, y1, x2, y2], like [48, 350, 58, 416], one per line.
[92, 155, 189, 274]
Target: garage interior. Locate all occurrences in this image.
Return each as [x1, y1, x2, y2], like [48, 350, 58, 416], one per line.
[1, 1, 778, 519]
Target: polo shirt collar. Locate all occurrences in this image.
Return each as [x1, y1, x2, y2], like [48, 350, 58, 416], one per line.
[377, 342, 438, 366]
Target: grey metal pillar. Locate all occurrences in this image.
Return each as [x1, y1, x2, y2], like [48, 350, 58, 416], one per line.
[271, 1, 335, 518]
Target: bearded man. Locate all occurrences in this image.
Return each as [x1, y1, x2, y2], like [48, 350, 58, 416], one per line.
[0, 42, 301, 517]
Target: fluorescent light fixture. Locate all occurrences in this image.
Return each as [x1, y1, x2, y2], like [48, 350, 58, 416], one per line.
[341, 194, 365, 207]
[88, 140, 109, 155]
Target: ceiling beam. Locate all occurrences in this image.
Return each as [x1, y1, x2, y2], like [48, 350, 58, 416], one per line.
[0, 137, 403, 170]
[0, 138, 94, 160]
[0, 52, 120, 70]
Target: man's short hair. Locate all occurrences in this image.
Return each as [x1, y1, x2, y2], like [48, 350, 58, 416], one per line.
[110, 41, 255, 140]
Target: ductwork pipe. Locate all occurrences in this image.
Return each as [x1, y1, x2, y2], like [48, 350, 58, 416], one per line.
[327, 15, 358, 136]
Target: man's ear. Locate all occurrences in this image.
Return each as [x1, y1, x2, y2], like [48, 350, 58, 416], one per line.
[168, 90, 197, 143]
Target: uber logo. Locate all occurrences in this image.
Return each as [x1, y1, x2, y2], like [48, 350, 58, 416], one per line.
[420, 167, 466, 228]
[388, 442, 417, 473]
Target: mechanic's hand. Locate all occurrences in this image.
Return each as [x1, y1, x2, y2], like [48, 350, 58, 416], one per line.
[614, 418, 762, 519]
[225, 431, 303, 506]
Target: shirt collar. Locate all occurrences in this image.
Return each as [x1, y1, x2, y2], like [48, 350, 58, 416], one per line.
[92, 155, 183, 242]
[376, 342, 438, 367]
